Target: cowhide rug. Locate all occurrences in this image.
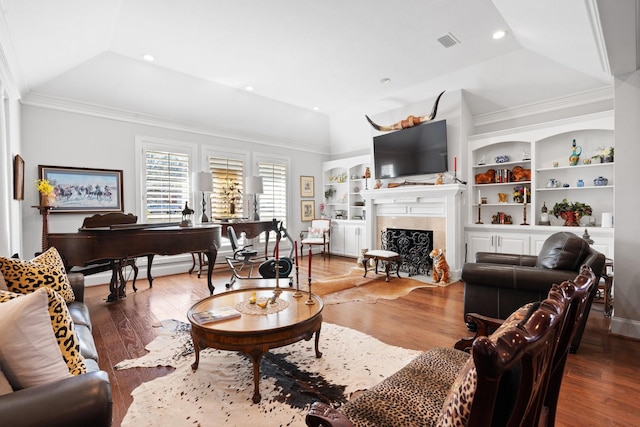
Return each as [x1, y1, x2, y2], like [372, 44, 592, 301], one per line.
[117, 320, 421, 426]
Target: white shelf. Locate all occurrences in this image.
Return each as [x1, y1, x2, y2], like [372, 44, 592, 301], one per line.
[468, 111, 614, 229]
[473, 159, 531, 169]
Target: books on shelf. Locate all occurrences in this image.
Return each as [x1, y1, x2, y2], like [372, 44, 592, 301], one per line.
[193, 306, 241, 324]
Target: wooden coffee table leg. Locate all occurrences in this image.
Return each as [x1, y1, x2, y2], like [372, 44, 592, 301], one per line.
[314, 328, 323, 358]
[362, 257, 369, 278]
[248, 349, 265, 403]
[191, 339, 201, 371]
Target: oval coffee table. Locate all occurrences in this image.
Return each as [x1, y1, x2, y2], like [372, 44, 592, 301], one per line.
[187, 287, 323, 403]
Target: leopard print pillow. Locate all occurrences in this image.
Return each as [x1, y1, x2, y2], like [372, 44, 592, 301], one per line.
[0, 289, 86, 376]
[0, 247, 75, 303]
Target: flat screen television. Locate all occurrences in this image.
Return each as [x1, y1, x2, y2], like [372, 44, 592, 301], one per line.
[373, 119, 448, 179]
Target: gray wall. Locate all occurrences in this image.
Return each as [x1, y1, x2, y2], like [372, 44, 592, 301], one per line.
[20, 103, 329, 281]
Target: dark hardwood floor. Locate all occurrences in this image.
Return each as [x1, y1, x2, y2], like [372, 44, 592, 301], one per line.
[85, 256, 640, 427]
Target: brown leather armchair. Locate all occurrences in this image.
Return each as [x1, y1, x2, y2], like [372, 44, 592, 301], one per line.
[461, 231, 605, 353]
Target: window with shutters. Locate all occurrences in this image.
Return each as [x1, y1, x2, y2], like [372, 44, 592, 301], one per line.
[141, 145, 192, 223]
[209, 157, 244, 218]
[257, 160, 288, 231]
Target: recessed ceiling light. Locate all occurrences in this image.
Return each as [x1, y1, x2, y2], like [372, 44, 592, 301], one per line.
[245, 86, 254, 92]
[492, 30, 507, 40]
[380, 78, 391, 84]
[143, 54, 155, 62]
[313, 106, 320, 111]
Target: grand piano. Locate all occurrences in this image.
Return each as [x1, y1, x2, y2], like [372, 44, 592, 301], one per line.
[48, 219, 222, 301]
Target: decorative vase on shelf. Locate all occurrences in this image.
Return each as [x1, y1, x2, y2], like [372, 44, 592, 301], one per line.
[40, 193, 56, 207]
[560, 211, 580, 227]
[569, 139, 582, 166]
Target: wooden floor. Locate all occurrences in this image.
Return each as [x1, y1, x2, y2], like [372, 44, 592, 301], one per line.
[85, 256, 640, 427]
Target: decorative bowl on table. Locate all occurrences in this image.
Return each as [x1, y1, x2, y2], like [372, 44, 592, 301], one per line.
[495, 155, 510, 163]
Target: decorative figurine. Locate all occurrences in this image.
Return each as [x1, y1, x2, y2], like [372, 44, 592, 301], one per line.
[539, 202, 550, 225]
[180, 202, 194, 227]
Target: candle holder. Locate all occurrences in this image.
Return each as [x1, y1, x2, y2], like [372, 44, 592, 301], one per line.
[475, 203, 483, 224]
[293, 260, 302, 297]
[305, 277, 315, 305]
[273, 259, 283, 297]
[521, 203, 529, 225]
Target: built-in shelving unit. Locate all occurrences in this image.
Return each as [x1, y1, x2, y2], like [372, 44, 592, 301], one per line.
[465, 111, 615, 260]
[322, 155, 371, 257]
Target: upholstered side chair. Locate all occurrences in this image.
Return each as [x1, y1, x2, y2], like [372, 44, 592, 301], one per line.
[300, 219, 331, 259]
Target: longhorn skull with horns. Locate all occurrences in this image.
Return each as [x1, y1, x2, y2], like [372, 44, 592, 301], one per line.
[365, 90, 446, 132]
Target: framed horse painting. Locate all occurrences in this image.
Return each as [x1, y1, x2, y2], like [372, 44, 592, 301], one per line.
[38, 165, 124, 213]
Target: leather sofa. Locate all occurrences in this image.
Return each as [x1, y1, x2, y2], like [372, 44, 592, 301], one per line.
[0, 272, 112, 427]
[461, 231, 605, 353]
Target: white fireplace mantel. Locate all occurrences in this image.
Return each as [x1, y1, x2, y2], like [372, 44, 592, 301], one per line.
[361, 183, 467, 276]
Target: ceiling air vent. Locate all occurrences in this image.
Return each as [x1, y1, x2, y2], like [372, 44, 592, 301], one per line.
[437, 33, 460, 48]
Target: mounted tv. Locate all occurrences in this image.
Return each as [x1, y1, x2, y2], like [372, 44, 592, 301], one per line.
[373, 119, 448, 179]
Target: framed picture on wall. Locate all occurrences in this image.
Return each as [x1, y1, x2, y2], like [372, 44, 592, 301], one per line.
[301, 200, 315, 221]
[38, 165, 124, 213]
[300, 175, 314, 197]
[13, 154, 24, 200]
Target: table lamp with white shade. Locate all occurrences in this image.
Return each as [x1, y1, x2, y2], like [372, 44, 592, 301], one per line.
[194, 171, 213, 223]
[246, 176, 263, 221]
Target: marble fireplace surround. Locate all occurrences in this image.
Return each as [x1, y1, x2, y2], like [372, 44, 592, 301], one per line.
[361, 184, 466, 276]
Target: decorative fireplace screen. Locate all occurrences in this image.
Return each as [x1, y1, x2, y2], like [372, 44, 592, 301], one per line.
[381, 228, 433, 276]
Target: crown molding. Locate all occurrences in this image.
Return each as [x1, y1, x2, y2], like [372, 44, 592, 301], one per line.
[473, 86, 613, 127]
[20, 91, 330, 155]
[585, 0, 612, 76]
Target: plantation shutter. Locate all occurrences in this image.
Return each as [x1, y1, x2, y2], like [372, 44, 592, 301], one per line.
[144, 149, 190, 223]
[209, 157, 244, 218]
[258, 161, 287, 225]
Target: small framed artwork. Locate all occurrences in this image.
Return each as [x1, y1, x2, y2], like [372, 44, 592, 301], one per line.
[301, 200, 315, 222]
[39, 165, 124, 213]
[300, 175, 314, 197]
[13, 154, 24, 200]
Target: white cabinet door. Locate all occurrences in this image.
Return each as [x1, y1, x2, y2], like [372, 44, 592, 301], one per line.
[466, 231, 529, 261]
[330, 223, 345, 256]
[497, 233, 529, 254]
[343, 224, 365, 257]
[466, 232, 494, 261]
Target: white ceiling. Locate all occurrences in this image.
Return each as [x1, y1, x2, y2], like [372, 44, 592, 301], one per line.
[1, 0, 615, 117]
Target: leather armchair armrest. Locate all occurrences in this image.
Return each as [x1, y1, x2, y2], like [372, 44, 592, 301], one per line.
[475, 252, 538, 266]
[462, 263, 579, 293]
[67, 272, 86, 302]
[0, 371, 112, 427]
[306, 402, 354, 427]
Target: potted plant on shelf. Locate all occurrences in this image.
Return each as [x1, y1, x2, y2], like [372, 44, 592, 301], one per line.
[551, 198, 592, 226]
[592, 146, 614, 163]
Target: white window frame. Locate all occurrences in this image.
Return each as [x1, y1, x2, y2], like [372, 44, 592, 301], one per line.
[135, 135, 197, 222]
[253, 152, 291, 244]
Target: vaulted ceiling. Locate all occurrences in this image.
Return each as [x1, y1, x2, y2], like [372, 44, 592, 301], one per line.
[0, 0, 623, 120]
